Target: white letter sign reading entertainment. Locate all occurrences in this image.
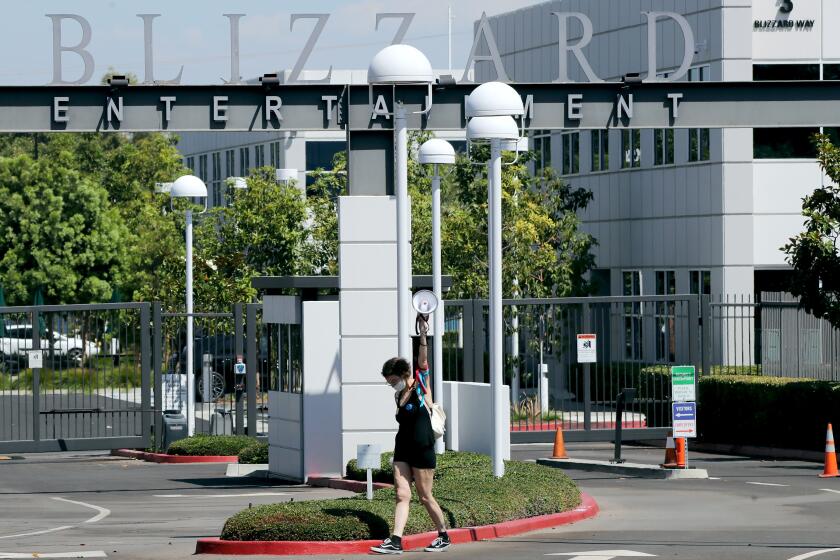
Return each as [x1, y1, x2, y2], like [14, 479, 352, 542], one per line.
[576, 334, 596, 363]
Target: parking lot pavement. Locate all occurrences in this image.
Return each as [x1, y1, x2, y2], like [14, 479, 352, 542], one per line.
[0, 452, 351, 560]
[2, 445, 839, 560]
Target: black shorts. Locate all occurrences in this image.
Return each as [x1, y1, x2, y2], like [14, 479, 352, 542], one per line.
[393, 438, 436, 470]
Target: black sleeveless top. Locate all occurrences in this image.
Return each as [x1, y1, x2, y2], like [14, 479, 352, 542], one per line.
[394, 375, 435, 451]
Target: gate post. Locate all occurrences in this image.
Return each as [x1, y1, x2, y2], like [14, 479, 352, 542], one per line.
[245, 304, 258, 436]
[700, 295, 711, 377]
[233, 303, 244, 435]
[460, 301, 474, 382]
[152, 302, 163, 451]
[582, 303, 592, 433]
[140, 304, 152, 448]
[32, 308, 40, 444]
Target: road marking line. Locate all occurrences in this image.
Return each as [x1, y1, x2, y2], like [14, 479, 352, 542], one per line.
[820, 489, 840, 494]
[51, 497, 111, 523]
[745, 482, 788, 487]
[0, 498, 110, 541]
[787, 549, 840, 560]
[0, 552, 107, 559]
[0, 527, 73, 541]
[708, 477, 721, 480]
[153, 492, 288, 498]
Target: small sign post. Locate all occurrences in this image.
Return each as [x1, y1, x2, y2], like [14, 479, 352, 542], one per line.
[27, 350, 43, 369]
[356, 444, 382, 500]
[672, 402, 697, 438]
[576, 334, 597, 363]
[670, 365, 696, 403]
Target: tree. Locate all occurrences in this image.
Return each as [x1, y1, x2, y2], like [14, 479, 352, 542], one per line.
[784, 134, 840, 326]
[0, 152, 127, 305]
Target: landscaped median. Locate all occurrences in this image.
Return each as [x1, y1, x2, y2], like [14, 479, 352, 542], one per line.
[114, 435, 265, 464]
[196, 451, 597, 555]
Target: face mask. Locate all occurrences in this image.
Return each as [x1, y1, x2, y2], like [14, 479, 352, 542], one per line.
[392, 379, 406, 393]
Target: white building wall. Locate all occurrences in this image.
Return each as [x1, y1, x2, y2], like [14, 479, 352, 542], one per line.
[486, 0, 832, 300]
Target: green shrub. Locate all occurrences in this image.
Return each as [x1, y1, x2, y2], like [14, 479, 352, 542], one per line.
[166, 435, 258, 456]
[221, 451, 580, 541]
[698, 375, 840, 450]
[238, 442, 269, 464]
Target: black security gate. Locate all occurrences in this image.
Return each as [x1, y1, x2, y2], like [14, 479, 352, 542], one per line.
[442, 295, 701, 443]
[0, 302, 151, 453]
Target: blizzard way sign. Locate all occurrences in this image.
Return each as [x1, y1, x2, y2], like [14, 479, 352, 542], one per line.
[576, 334, 597, 363]
[672, 402, 697, 439]
[670, 365, 696, 403]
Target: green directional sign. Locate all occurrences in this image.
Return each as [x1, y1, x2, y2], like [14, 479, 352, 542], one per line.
[671, 365, 696, 403]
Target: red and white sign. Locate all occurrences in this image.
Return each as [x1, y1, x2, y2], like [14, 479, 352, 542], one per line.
[576, 334, 597, 363]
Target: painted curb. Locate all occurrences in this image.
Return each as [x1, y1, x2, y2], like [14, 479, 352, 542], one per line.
[194, 492, 598, 555]
[308, 476, 393, 492]
[112, 449, 238, 464]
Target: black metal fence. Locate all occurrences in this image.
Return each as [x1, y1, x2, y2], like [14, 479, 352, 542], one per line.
[0, 303, 151, 452]
[442, 295, 699, 438]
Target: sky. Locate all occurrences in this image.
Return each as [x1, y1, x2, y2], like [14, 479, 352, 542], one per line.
[0, 0, 543, 85]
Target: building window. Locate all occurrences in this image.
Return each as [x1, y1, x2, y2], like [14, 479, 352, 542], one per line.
[239, 147, 250, 175]
[689, 128, 710, 162]
[305, 141, 345, 186]
[198, 154, 208, 183]
[655, 270, 676, 363]
[754, 128, 819, 159]
[621, 129, 640, 168]
[211, 152, 222, 208]
[687, 65, 711, 162]
[753, 64, 820, 81]
[623, 270, 643, 361]
[185, 156, 195, 174]
[225, 149, 235, 177]
[690, 270, 711, 296]
[531, 130, 552, 174]
[255, 144, 265, 168]
[654, 129, 675, 166]
[270, 141, 281, 168]
[561, 131, 579, 175]
[591, 130, 609, 171]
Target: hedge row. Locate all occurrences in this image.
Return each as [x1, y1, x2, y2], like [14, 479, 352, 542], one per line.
[238, 441, 269, 464]
[166, 435, 259, 456]
[698, 375, 840, 451]
[221, 451, 581, 541]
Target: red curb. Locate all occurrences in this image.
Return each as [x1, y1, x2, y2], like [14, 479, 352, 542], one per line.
[194, 492, 599, 555]
[112, 449, 238, 464]
[308, 477, 393, 492]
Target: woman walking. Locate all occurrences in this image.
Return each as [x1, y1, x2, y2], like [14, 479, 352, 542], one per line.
[371, 317, 450, 554]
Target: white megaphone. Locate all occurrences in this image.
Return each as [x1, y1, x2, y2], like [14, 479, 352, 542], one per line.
[412, 290, 439, 314]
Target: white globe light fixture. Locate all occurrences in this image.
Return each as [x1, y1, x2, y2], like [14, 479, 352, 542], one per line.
[368, 44, 435, 363]
[418, 138, 456, 455]
[169, 174, 208, 437]
[464, 83, 525, 479]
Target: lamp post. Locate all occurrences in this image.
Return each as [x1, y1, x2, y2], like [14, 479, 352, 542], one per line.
[418, 139, 456, 455]
[169, 174, 208, 437]
[465, 82, 525, 478]
[368, 44, 435, 361]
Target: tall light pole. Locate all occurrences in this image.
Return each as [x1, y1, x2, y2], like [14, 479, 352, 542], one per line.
[418, 139, 456, 455]
[368, 44, 435, 361]
[169, 174, 208, 437]
[465, 82, 524, 477]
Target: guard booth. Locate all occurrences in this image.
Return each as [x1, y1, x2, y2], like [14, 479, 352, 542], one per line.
[254, 269, 452, 482]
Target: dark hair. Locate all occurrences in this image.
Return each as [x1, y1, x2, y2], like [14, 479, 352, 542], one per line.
[381, 357, 410, 378]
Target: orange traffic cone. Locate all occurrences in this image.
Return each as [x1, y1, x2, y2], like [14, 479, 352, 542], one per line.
[819, 423, 839, 478]
[674, 437, 687, 469]
[661, 433, 677, 468]
[551, 427, 569, 459]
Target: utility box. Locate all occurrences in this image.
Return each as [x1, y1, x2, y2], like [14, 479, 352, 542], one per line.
[210, 408, 234, 435]
[162, 412, 187, 450]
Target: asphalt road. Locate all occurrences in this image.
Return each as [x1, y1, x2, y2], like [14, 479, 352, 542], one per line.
[0, 444, 838, 560]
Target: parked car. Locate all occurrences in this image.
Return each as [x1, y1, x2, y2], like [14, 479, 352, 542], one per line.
[0, 324, 99, 366]
[166, 333, 269, 401]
